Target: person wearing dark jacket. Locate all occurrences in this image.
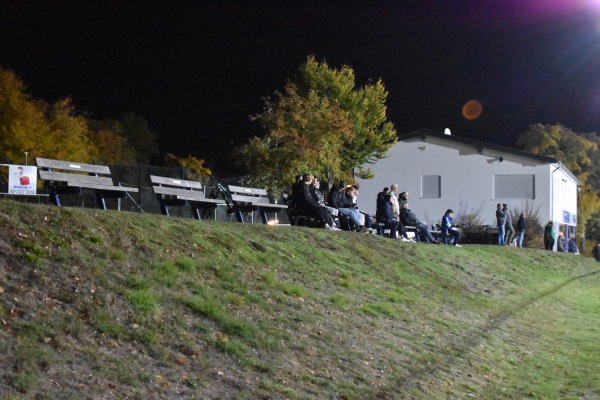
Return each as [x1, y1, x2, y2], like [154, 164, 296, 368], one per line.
[496, 203, 506, 246]
[441, 209, 461, 247]
[376, 193, 399, 239]
[592, 243, 600, 262]
[400, 203, 438, 243]
[516, 213, 526, 248]
[295, 174, 338, 230]
[328, 181, 364, 231]
[543, 221, 556, 250]
[310, 177, 337, 227]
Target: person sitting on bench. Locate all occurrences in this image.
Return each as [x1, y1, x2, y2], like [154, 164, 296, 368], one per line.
[375, 190, 399, 240]
[310, 177, 338, 228]
[401, 203, 439, 244]
[441, 209, 462, 247]
[328, 181, 365, 232]
[296, 174, 339, 230]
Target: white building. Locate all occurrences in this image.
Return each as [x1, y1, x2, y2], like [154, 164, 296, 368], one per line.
[356, 129, 580, 236]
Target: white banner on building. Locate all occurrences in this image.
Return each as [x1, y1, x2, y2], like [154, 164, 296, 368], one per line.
[8, 165, 37, 195]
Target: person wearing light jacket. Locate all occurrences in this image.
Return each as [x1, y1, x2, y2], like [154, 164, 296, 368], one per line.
[503, 204, 515, 246]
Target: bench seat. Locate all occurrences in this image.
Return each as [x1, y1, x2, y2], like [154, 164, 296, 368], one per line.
[226, 185, 287, 224]
[36, 157, 138, 210]
[150, 175, 225, 219]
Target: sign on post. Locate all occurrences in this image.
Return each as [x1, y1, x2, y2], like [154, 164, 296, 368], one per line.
[8, 165, 37, 195]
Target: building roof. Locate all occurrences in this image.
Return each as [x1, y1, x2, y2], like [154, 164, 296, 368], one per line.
[398, 129, 581, 185]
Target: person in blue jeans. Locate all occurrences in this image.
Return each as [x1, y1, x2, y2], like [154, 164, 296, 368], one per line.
[328, 181, 364, 231]
[441, 209, 461, 247]
[496, 203, 506, 246]
[516, 212, 526, 248]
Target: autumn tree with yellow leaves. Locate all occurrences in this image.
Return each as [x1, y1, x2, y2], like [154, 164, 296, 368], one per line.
[0, 67, 159, 167]
[517, 123, 600, 245]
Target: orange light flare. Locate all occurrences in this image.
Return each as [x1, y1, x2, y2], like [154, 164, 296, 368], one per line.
[462, 100, 483, 120]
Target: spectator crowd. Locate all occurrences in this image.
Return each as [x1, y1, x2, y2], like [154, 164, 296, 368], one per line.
[287, 174, 587, 255]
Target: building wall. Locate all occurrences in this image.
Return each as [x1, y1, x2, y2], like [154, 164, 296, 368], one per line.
[552, 167, 578, 225]
[356, 135, 577, 228]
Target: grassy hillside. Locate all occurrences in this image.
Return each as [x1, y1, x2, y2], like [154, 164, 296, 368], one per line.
[1, 200, 599, 399]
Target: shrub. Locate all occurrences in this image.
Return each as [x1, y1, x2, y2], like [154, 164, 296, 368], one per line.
[511, 201, 543, 249]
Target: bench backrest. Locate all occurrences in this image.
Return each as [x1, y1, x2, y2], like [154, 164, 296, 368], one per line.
[149, 175, 206, 198]
[36, 158, 112, 175]
[36, 157, 115, 186]
[228, 185, 272, 205]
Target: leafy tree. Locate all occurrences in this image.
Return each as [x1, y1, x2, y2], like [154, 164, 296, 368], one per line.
[0, 67, 160, 166]
[119, 113, 159, 163]
[0, 68, 47, 163]
[298, 56, 397, 179]
[517, 123, 596, 176]
[581, 131, 600, 195]
[42, 98, 96, 161]
[87, 119, 137, 163]
[88, 113, 159, 164]
[1, 68, 94, 163]
[242, 83, 352, 192]
[165, 153, 212, 179]
[517, 123, 600, 239]
[241, 56, 396, 193]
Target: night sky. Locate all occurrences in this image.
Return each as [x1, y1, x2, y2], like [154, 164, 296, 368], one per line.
[2, 1, 600, 174]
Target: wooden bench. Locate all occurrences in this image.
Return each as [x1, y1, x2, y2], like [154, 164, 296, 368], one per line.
[150, 175, 225, 219]
[225, 185, 288, 224]
[36, 157, 139, 210]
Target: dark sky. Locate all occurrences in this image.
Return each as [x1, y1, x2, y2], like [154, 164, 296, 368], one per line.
[2, 1, 600, 174]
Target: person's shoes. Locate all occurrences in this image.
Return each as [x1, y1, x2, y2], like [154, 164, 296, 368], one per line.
[355, 225, 365, 232]
[325, 224, 340, 231]
[407, 238, 416, 243]
[400, 237, 410, 242]
[455, 244, 462, 248]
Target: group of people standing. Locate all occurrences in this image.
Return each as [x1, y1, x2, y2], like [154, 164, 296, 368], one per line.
[495, 203, 526, 247]
[544, 222, 579, 254]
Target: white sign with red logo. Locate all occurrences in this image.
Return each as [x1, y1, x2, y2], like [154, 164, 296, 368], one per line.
[8, 165, 37, 195]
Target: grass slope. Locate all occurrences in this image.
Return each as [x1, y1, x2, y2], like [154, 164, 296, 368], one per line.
[0, 200, 599, 399]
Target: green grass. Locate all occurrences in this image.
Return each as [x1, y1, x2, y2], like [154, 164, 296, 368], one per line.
[126, 287, 159, 313]
[1, 199, 600, 399]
